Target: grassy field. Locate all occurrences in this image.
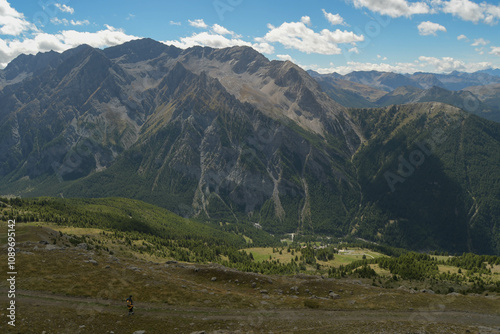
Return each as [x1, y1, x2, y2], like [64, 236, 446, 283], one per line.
[1, 197, 500, 333]
[247, 247, 296, 263]
[438, 264, 462, 275]
[247, 246, 386, 268]
[0, 222, 499, 333]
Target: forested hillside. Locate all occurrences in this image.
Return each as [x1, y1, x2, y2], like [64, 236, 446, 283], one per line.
[350, 103, 500, 254]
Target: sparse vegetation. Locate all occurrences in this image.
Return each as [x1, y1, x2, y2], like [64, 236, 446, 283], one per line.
[2, 197, 500, 293]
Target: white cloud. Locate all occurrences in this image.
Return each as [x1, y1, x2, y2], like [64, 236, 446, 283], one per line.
[322, 9, 347, 26]
[350, 0, 500, 24]
[0, 0, 35, 35]
[303, 56, 492, 75]
[60, 25, 139, 48]
[170, 21, 181, 26]
[50, 17, 67, 25]
[484, 4, 500, 24]
[164, 32, 274, 54]
[434, 0, 484, 22]
[471, 38, 489, 46]
[212, 24, 231, 35]
[350, 0, 430, 18]
[490, 47, 500, 57]
[457, 34, 468, 41]
[252, 42, 275, 54]
[301, 16, 312, 26]
[0, 25, 139, 68]
[211, 24, 241, 38]
[418, 55, 490, 72]
[303, 61, 420, 75]
[71, 20, 90, 26]
[349, 46, 359, 54]
[55, 3, 74, 14]
[418, 21, 447, 36]
[277, 54, 295, 62]
[0, 2, 140, 68]
[189, 19, 208, 29]
[432, 0, 500, 24]
[256, 19, 364, 55]
[377, 55, 388, 60]
[51, 17, 89, 26]
[166, 19, 273, 54]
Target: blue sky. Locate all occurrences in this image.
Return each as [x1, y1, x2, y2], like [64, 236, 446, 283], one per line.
[1, 0, 500, 74]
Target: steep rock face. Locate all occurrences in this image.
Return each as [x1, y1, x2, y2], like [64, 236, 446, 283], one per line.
[0, 39, 362, 235]
[2, 39, 498, 254]
[174, 46, 361, 153]
[62, 60, 358, 234]
[0, 50, 62, 85]
[0, 46, 144, 181]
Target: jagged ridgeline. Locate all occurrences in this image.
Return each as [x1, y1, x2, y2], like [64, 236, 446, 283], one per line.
[0, 38, 360, 236]
[0, 39, 499, 254]
[310, 70, 500, 122]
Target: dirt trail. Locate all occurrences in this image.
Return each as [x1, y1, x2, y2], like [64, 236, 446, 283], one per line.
[4, 289, 500, 334]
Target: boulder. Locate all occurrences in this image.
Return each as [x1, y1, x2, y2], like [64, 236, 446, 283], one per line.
[329, 291, 340, 299]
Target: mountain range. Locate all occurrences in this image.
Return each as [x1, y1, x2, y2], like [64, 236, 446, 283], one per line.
[309, 70, 500, 122]
[0, 38, 499, 254]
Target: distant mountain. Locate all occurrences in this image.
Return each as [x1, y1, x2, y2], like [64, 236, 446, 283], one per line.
[407, 73, 445, 89]
[375, 85, 424, 106]
[309, 70, 500, 122]
[307, 70, 343, 80]
[0, 39, 499, 254]
[478, 68, 500, 78]
[464, 83, 500, 122]
[308, 70, 385, 108]
[409, 71, 500, 91]
[374, 85, 499, 122]
[342, 70, 422, 92]
[308, 69, 500, 94]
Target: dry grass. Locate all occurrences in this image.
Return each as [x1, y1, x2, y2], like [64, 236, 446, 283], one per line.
[438, 265, 462, 275]
[1, 222, 499, 333]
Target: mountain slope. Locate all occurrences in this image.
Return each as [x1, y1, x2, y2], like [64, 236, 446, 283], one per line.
[309, 70, 500, 123]
[464, 83, 500, 122]
[414, 71, 500, 91]
[0, 39, 499, 254]
[61, 60, 360, 234]
[0, 39, 362, 236]
[375, 86, 498, 122]
[343, 71, 423, 92]
[408, 72, 445, 89]
[308, 70, 385, 108]
[350, 102, 500, 254]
